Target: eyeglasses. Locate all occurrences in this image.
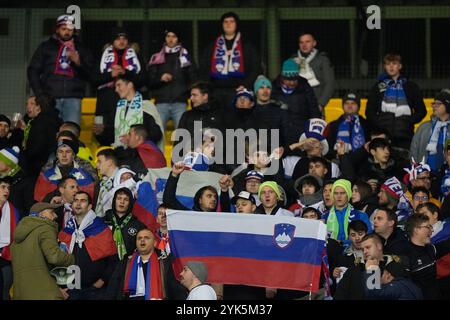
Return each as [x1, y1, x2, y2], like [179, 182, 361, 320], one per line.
[432, 102, 443, 106]
[413, 195, 429, 201]
[417, 224, 433, 231]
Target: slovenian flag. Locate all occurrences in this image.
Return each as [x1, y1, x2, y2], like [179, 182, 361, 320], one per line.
[133, 169, 223, 230]
[432, 219, 450, 279]
[167, 210, 327, 292]
[136, 141, 166, 169]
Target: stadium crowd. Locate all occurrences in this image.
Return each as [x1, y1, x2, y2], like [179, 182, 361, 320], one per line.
[1, 11, 450, 300]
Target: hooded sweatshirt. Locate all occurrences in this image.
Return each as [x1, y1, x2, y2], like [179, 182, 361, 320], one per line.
[289, 174, 324, 216]
[104, 187, 146, 259]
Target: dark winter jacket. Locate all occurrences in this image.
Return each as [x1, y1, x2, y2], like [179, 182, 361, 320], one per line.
[382, 228, 410, 256]
[7, 169, 35, 218]
[199, 35, 261, 91]
[406, 239, 450, 300]
[252, 101, 300, 147]
[363, 274, 423, 300]
[271, 75, 321, 136]
[22, 110, 62, 177]
[103, 188, 146, 259]
[365, 76, 426, 150]
[176, 99, 225, 140]
[339, 153, 406, 183]
[326, 114, 371, 159]
[147, 49, 198, 103]
[27, 35, 94, 98]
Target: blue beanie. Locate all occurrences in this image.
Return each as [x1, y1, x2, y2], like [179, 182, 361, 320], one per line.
[254, 75, 272, 93]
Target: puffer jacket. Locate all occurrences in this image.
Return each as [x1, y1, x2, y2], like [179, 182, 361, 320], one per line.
[271, 75, 321, 135]
[27, 35, 94, 98]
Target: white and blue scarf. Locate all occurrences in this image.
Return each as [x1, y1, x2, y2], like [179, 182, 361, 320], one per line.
[281, 84, 295, 95]
[380, 75, 411, 117]
[441, 165, 450, 198]
[335, 115, 365, 152]
[427, 118, 450, 171]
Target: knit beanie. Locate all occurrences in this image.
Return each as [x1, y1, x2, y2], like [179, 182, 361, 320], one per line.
[187, 261, 208, 283]
[331, 179, 352, 199]
[57, 139, 79, 155]
[0, 146, 20, 175]
[381, 177, 404, 200]
[0, 114, 11, 127]
[435, 89, 450, 114]
[111, 26, 128, 42]
[258, 181, 282, 200]
[281, 59, 299, 79]
[254, 75, 272, 93]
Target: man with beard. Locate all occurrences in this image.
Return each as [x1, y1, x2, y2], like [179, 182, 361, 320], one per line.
[27, 14, 93, 124]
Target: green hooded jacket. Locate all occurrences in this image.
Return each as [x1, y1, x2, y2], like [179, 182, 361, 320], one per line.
[10, 216, 75, 300]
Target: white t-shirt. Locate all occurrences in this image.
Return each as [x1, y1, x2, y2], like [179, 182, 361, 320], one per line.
[187, 284, 217, 300]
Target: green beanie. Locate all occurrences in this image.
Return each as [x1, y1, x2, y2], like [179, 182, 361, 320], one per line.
[258, 181, 281, 200]
[331, 179, 352, 199]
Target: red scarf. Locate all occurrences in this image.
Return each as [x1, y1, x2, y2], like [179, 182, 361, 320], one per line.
[123, 251, 164, 300]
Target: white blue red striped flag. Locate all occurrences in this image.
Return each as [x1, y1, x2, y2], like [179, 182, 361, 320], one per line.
[167, 210, 327, 292]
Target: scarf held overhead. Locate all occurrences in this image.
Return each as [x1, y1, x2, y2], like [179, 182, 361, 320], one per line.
[210, 32, 245, 79]
[123, 251, 164, 299]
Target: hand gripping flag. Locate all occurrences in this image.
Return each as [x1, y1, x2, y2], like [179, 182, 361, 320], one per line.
[134, 168, 223, 230]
